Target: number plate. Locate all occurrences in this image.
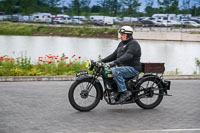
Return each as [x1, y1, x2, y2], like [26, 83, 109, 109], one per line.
[76, 71, 88, 77]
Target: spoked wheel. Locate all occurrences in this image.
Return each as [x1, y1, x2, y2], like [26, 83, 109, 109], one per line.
[135, 77, 164, 109]
[68, 78, 101, 112]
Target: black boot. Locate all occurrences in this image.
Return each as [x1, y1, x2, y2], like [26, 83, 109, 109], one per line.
[115, 91, 132, 104]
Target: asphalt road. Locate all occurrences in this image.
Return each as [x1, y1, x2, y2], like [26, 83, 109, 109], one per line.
[0, 80, 200, 133]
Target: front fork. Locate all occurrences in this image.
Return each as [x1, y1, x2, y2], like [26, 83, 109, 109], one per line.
[76, 75, 104, 100]
[102, 78, 120, 104]
[85, 76, 97, 93]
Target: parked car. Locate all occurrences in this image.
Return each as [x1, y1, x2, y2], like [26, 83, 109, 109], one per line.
[90, 16, 114, 26]
[152, 14, 177, 21]
[183, 21, 200, 27]
[23, 16, 34, 22]
[140, 20, 155, 27]
[152, 20, 165, 27]
[180, 19, 190, 24]
[57, 14, 70, 19]
[188, 19, 200, 24]
[0, 16, 3, 21]
[94, 20, 104, 26]
[0, 12, 4, 21]
[32, 13, 52, 23]
[11, 14, 24, 22]
[122, 17, 138, 23]
[52, 17, 65, 24]
[63, 17, 73, 24]
[113, 17, 122, 23]
[72, 19, 84, 24]
[73, 16, 87, 21]
[162, 20, 181, 26]
[141, 17, 156, 21]
[89, 16, 106, 22]
[2, 15, 12, 21]
[104, 17, 114, 25]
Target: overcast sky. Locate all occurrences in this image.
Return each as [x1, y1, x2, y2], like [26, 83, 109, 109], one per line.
[62, 0, 200, 12]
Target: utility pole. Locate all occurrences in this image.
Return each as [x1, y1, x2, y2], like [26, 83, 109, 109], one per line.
[62, 0, 64, 13]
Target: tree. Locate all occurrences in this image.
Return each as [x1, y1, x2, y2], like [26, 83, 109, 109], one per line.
[97, 0, 110, 16]
[145, 0, 157, 17]
[156, 0, 161, 13]
[80, 0, 91, 16]
[91, 5, 101, 13]
[68, 0, 81, 16]
[197, 2, 200, 16]
[180, 0, 191, 14]
[19, 0, 38, 15]
[0, 0, 63, 15]
[96, 0, 122, 16]
[109, 0, 121, 16]
[0, 0, 18, 14]
[67, 0, 91, 16]
[48, 0, 61, 14]
[122, 0, 141, 17]
[165, 0, 179, 14]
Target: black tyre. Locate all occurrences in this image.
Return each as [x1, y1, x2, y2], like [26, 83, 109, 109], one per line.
[68, 78, 101, 112]
[135, 77, 164, 109]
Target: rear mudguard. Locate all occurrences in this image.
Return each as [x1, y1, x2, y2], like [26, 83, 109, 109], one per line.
[137, 74, 169, 94]
[76, 75, 104, 100]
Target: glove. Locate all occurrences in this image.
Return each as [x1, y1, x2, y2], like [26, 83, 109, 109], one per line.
[97, 60, 103, 63]
[108, 62, 116, 68]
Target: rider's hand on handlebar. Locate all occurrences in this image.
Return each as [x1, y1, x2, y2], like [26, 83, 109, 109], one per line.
[97, 60, 104, 66]
[108, 62, 116, 68]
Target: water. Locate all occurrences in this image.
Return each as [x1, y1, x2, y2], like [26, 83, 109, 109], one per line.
[0, 35, 200, 74]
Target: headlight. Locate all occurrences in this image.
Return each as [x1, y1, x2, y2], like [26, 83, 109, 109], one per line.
[85, 60, 90, 68]
[85, 60, 95, 71]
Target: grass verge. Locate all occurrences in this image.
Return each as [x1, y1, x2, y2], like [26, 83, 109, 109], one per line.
[0, 21, 118, 39]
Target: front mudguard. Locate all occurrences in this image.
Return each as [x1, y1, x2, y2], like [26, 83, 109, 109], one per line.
[76, 75, 104, 100]
[137, 74, 170, 94]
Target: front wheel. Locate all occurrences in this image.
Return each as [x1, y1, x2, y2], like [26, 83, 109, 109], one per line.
[68, 78, 101, 112]
[135, 77, 164, 109]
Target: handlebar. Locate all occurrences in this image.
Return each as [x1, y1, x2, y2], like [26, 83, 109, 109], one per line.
[95, 61, 110, 68]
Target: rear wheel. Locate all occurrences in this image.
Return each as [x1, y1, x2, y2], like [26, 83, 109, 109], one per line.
[68, 78, 101, 112]
[135, 77, 164, 109]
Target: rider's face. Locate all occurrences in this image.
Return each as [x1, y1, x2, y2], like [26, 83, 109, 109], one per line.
[120, 33, 127, 41]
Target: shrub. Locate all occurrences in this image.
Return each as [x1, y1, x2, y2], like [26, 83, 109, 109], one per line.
[0, 54, 87, 76]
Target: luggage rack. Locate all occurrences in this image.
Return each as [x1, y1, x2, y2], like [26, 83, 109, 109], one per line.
[141, 63, 171, 96]
[141, 63, 165, 79]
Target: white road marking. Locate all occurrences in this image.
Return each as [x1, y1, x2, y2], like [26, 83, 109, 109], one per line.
[88, 128, 200, 133]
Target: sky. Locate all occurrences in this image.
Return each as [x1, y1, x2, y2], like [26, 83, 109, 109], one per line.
[62, 0, 200, 12]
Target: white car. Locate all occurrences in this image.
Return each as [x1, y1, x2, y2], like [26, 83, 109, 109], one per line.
[72, 19, 84, 24]
[53, 17, 65, 24]
[53, 17, 73, 24]
[152, 20, 165, 26]
[183, 21, 200, 27]
[180, 19, 190, 24]
[164, 20, 181, 26]
[64, 18, 73, 24]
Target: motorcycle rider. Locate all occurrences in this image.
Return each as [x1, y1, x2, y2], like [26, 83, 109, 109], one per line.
[101, 26, 142, 104]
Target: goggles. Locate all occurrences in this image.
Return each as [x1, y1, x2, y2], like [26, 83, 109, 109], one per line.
[119, 28, 125, 33]
[119, 28, 133, 34]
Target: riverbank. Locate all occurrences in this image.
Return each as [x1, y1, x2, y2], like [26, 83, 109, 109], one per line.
[0, 21, 118, 39]
[1, 21, 200, 41]
[133, 31, 200, 42]
[0, 75, 200, 82]
[0, 22, 200, 42]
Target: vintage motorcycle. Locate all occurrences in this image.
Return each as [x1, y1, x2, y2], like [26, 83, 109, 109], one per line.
[68, 60, 171, 112]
